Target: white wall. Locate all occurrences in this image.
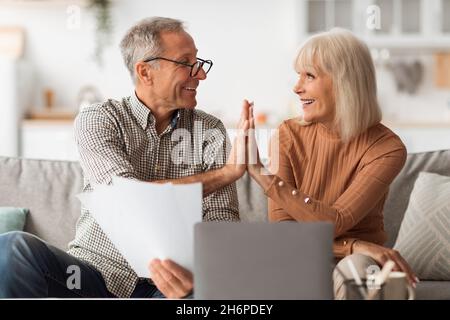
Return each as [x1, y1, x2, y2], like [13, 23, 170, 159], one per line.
[0, 57, 19, 156]
[1, 0, 450, 127]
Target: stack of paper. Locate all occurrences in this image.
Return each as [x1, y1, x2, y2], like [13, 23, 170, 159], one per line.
[77, 177, 202, 278]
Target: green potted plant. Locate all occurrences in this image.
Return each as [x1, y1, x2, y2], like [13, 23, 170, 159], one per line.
[89, 0, 113, 66]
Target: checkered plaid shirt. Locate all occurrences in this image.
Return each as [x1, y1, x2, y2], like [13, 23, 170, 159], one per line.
[68, 92, 239, 298]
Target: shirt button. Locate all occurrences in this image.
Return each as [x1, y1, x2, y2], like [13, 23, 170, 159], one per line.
[291, 190, 298, 196]
[155, 165, 160, 171]
[278, 181, 284, 187]
[304, 197, 311, 204]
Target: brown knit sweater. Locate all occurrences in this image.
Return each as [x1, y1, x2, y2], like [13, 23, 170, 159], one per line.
[265, 119, 407, 258]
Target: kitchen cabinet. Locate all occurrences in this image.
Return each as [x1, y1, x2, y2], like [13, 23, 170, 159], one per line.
[301, 0, 450, 50]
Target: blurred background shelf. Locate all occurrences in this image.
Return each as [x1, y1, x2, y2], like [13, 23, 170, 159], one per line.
[26, 108, 77, 121]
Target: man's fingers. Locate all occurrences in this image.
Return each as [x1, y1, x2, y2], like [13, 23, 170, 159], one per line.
[162, 260, 193, 289]
[241, 99, 251, 121]
[150, 261, 175, 296]
[152, 260, 187, 298]
[156, 261, 181, 285]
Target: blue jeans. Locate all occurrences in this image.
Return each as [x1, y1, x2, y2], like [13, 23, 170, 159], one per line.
[0, 231, 165, 298]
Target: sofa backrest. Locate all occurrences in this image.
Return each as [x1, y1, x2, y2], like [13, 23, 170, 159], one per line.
[0, 156, 84, 250]
[383, 149, 450, 248]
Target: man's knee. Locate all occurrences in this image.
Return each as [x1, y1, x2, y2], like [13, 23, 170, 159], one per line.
[0, 231, 48, 297]
[0, 231, 42, 270]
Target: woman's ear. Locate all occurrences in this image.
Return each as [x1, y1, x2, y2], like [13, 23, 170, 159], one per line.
[135, 62, 153, 85]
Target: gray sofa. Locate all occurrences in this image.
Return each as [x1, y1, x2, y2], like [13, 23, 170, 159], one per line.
[1, 150, 449, 299]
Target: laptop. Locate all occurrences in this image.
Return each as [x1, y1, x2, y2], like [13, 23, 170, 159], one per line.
[194, 221, 334, 300]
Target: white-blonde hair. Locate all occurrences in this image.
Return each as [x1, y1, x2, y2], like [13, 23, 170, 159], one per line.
[295, 28, 382, 142]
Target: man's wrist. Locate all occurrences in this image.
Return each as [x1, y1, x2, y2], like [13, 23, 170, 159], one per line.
[221, 165, 241, 183]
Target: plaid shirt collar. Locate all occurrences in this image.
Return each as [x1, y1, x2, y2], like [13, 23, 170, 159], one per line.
[130, 91, 180, 131]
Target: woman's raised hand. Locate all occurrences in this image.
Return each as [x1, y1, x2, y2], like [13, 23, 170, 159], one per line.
[247, 103, 264, 177]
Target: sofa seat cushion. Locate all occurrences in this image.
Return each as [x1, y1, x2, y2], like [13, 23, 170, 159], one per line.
[416, 280, 450, 300]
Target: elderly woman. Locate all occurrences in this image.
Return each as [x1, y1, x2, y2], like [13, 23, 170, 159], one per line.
[240, 28, 418, 299]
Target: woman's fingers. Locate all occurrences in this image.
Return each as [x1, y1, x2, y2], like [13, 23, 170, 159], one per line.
[380, 249, 416, 285]
[350, 241, 418, 287]
[248, 117, 258, 165]
[388, 251, 417, 285]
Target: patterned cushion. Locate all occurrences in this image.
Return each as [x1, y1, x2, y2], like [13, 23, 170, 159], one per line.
[394, 172, 450, 280]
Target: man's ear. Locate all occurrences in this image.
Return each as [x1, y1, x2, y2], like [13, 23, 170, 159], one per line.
[135, 62, 153, 85]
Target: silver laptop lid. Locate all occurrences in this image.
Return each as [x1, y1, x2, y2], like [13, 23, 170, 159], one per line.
[194, 222, 334, 300]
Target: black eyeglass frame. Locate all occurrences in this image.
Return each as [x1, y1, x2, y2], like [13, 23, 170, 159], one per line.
[143, 57, 213, 77]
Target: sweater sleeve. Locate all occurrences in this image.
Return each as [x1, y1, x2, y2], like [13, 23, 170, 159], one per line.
[267, 123, 407, 239]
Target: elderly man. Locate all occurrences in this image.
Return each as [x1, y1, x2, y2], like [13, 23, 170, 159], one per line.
[0, 17, 246, 299]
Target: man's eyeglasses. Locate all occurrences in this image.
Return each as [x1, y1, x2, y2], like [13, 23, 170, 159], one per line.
[143, 57, 213, 77]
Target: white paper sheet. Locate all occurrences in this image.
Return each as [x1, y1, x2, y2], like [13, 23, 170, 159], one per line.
[77, 177, 202, 278]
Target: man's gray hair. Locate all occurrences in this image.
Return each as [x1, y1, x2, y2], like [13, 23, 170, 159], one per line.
[119, 17, 185, 83]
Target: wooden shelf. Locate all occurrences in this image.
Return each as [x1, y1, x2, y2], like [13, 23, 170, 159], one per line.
[26, 109, 77, 121]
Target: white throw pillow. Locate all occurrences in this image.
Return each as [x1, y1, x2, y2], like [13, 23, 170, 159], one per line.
[393, 172, 450, 280]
